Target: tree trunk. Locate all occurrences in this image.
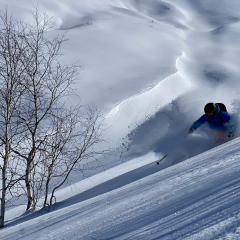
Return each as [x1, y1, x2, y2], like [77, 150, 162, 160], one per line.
[43, 176, 50, 208]
[0, 124, 10, 228]
[25, 161, 33, 210]
[0, 165, 6, 228]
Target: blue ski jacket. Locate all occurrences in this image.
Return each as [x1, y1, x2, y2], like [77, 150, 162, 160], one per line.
[192, 104, 231, 130]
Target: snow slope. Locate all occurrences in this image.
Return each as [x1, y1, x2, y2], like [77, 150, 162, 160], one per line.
[2, 135, 240, 239]
[1, 0, 240, 239]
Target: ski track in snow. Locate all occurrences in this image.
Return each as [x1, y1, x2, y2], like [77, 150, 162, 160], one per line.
[1, 0, 240, 239]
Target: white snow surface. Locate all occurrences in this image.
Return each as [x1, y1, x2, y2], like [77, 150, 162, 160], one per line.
[1, 0, 240, 239]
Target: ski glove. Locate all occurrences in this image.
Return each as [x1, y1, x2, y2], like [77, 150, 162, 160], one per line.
[189, 126, 196, 134]
[228, 131, 234, 138]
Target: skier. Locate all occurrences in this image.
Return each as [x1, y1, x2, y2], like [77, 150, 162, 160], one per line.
[189, 102, 234, 145]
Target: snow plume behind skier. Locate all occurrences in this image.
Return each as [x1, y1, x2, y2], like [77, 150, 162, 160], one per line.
[189, 103, 235, 145]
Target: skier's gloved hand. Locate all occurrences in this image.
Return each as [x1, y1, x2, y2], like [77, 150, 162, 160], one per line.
[228, 131, 234, 138]
[189, 126, 196, 134]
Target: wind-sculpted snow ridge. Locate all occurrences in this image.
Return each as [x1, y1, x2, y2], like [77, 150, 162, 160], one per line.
[103, 69, 213, 166]
[119, 0, 191, 31]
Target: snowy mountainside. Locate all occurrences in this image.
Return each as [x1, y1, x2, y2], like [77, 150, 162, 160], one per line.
[1, 0, 240, 239]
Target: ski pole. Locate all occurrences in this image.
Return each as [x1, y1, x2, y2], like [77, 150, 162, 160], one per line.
[156, 154, 168, 165]
[156, 133, 189, 165]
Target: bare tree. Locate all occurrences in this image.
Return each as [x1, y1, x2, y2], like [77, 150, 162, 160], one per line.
[24, 105, 106, 209]
[8, 8, 79, 210]
[0, 7, 106, 227]
[47, 106, 105, 207]
[0, 10, 26, 228]
[11, 8, 106, 210]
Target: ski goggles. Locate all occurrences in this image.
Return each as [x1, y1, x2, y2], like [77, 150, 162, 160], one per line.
[206, 112, 213, 116]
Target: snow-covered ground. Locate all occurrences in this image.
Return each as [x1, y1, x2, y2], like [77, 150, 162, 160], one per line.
[2, 138, 240, 239]
[1, 0, 240, 239]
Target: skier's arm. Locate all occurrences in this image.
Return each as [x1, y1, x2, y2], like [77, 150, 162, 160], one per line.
[192, 114, 208, 129]
[189, 114, 208, 133]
